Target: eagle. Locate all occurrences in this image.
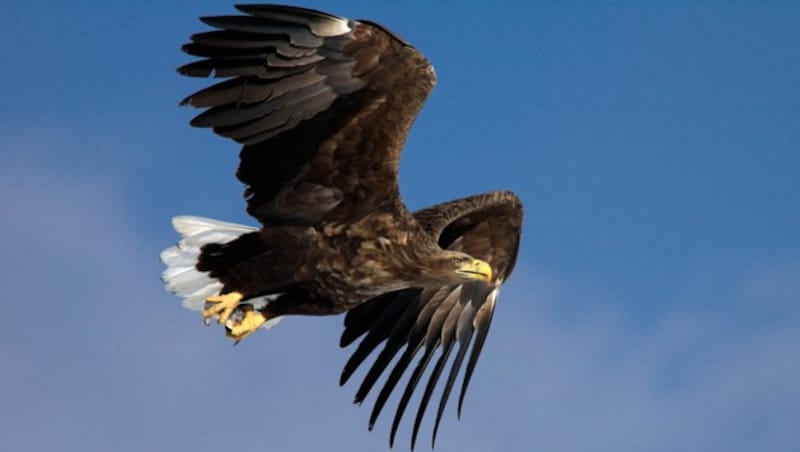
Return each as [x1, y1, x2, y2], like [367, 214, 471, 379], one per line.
[160, 4, 523, 449]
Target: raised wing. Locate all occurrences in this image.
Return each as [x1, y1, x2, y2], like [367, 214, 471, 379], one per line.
[340, 191, 523, 449]
[179, 5, 436, 225]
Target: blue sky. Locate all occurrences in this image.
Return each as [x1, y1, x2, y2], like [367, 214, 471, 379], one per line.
[2, 1, 798, 451]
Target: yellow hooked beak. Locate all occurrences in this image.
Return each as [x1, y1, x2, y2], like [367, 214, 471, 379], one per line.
[456, 258, 493, 282]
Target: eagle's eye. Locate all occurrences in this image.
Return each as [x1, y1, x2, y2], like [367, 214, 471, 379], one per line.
[451, 257, 464, 267]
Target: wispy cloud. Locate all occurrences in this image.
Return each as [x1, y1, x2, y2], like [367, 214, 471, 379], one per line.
[0, 155, 797, 452]
[479, 264, 800, 452]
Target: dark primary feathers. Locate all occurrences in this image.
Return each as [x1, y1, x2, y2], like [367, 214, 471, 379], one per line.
[180, 4, 436, 225]
[341, 191, 522, 449]
[176, 4, 523, 449]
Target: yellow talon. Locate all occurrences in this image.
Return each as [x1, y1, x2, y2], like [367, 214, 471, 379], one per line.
[225, 307, 267, 343]
[202, 292, 243, 325]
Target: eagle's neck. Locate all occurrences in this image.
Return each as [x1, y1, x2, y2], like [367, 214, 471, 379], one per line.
[333, 205, 447, 298]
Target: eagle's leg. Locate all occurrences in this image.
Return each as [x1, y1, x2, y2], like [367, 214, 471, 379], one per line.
[202, 291, 243, 325]
[224, 305, 268, 343]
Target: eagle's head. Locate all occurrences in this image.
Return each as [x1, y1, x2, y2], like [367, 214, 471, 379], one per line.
[428, 250, 493, 284]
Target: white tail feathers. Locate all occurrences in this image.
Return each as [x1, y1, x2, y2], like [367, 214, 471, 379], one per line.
[160, 216, 283, 330]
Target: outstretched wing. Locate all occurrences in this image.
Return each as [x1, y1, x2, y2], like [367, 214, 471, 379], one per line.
[179, 5, 436, 225]
[340, 191, 523, 449]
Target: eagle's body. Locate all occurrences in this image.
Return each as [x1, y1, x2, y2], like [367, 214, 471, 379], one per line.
[196, 195, 488, 314]
[161, 4, 523, 449]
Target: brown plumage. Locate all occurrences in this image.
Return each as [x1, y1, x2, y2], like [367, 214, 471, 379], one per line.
[161, 4, 523, 449]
